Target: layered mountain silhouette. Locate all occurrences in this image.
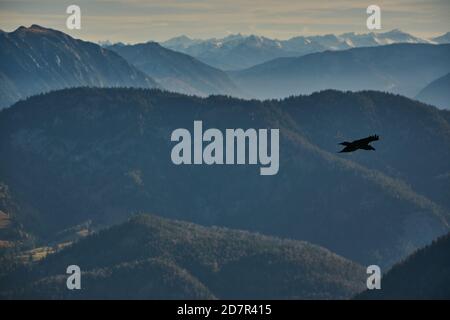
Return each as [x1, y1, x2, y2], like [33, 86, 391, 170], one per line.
[0, 25, 159, 109]
[0, 88, 448, 268]
[108, 42, 240, 97]
[231, 43, 450, 99]
[416, 73, 450, 110]
[2, 26, 449, 108]
[356, 232, 450, 299]
[0, 214, 366, 299]
[161, 29, 432, 70]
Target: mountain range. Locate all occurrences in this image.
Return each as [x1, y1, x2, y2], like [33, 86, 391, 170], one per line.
[1, 23, 450, 299]
[231, 43, 450, 99]
[2, 26, 449, 108]
[0, 88, 448, 269]
[161, 29, 445, 70]
[107, 42, 240, 97]
[0, 25, 159, 109]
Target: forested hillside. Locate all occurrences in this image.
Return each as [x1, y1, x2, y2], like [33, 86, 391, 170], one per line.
[0, 214, 366, 299]
[0, 88, 448, 268]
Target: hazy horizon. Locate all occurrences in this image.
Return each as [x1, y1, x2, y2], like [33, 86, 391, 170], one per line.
[2, 23, 449, 45]
[0, 0, 449, 43]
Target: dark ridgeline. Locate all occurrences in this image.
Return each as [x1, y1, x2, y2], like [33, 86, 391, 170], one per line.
[0, 88, 448, 272]
[356, 232, 450, 300]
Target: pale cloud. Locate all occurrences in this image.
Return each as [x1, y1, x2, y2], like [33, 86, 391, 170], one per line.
[0, 0, 448, 42]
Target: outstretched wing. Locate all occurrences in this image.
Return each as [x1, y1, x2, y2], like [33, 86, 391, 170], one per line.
[353, 135, 379, 145]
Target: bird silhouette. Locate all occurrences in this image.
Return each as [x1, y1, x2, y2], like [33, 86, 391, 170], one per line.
[338, 135, 379, 153]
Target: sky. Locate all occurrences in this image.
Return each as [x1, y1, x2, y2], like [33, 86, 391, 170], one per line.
[0, 0, 449, 43]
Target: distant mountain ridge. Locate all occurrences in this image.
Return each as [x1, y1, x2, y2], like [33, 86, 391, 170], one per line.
[161, 29, 441, 70]
[2, 26, 449, 106]
[432, 32, 450, 44]
[108, 41, 240, 97]
[416, 73, 450, 110]
[231, 43, 450, 99]
[0, 25, 159, 109]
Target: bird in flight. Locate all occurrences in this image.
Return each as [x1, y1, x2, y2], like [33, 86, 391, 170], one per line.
[338, 135, 379, 153]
